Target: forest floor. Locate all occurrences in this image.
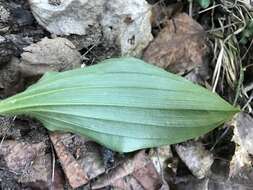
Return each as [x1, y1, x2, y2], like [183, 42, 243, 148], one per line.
[0, 0, 253, 189]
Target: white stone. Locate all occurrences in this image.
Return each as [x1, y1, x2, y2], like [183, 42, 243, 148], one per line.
[101, 0, 153, 56]
[232, 112, 253, 155]
[29, 0, 153, 56]
[29, 0, 104, 35]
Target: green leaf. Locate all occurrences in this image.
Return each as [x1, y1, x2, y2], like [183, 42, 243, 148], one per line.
[240, 19, 253, 44]
[0, 57, 239, 152]
[195, 0, 210, 8]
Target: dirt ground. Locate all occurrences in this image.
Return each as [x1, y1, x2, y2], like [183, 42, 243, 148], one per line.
[0, 0, 253, 189]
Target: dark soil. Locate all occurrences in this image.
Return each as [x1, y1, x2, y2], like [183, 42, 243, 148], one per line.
[0, 0, 252, 190]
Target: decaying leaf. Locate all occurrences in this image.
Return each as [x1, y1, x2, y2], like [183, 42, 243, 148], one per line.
[50, 132, 88, 188]
[0, 57, 238, 152]
[143, 13, 208, 75]
[92, 150, 149, 189]
[20, 37, 81, 76]
[93, 150, 165, 189]
[77, 141, 106, 179]
[0, 140, 52, 189]
[112, 175, 145, 190]
[175, 141, 214, 179]
[150, 2, 183, 28]
[133, 162, 162, 190]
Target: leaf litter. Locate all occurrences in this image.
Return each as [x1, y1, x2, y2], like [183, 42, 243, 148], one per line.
[0, 0, 252, 189]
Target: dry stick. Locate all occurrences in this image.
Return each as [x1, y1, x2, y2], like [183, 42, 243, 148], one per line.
[155, 148, 166, 184]
[233, 63, 244, 106]
[198, 4, 221, 14]
[0, 116, 16, 148]
[50, 143, 56, 187]
[210, 124, 230, 152]
[206, 22, 241, 33]
[211, 63, 242, 151]
[242, 39, 253, 61]
[242, 93, 253, 112]
[82, 43, 97, 57]
[0, 127, 9, 148]
[212, 41, 224, 92]
[188, 0, 193, 17]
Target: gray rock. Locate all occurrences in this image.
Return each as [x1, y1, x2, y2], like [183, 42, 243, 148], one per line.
[175, 141, 214, 179]
[101, 0, 153, 56]
[0, 1, 11, 33]
[176, 158, 253, 190]
[232, 112, 253, 155]
[29, 0, 153, 56]
[0, 35, 15, 64]
[0, 2, 10, 23]
[29, 0, 104, 35]
[229, 112, 253, 188]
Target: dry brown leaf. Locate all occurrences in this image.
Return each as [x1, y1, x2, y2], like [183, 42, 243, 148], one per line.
[133, 162, 162, 190]
[92, 150, 163, 190]
[143, 13, 208, 75]
[92, 150, 150, 189]
[0, 140, 52, 189]
[112, 175, 145, 190]
[20, 37, 81, 77]
[53, 133, 105, 180]
[150, 2, 183, 28]
[50, 132, 105, 185]
[77, 141, 105, 179]
[50, 132, 88, 189]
